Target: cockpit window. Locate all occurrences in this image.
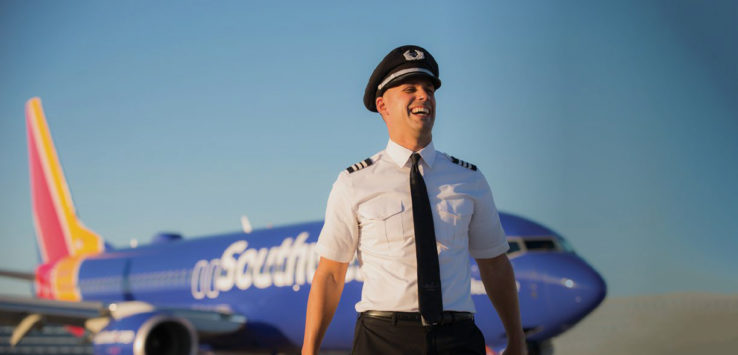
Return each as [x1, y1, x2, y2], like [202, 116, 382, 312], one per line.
[506, 236, 564, 257]
[524, 239, 558, 251]
[507, 240, 521, 254]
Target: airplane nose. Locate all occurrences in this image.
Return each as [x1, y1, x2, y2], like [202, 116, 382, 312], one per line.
[548, 254, 607, 313]
[546, 253, 605, 319]
[512, 252, 607, 338]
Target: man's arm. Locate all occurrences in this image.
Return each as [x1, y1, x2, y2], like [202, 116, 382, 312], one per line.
[302, 257, 349, 355]
[476, 254, 527, 355]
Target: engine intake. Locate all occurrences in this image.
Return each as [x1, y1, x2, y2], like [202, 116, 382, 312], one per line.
[93, 311, 197, 355]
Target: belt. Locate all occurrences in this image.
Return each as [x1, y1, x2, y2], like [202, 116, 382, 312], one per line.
[362, 310, 474, 326]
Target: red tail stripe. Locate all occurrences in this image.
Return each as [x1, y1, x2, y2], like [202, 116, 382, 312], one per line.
[27, 118, 70, 263]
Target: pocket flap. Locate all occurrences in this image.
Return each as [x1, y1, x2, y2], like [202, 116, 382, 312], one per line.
[358, 196, 404, 220]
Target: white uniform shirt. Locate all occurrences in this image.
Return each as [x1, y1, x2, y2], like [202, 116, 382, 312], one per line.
[316, 140, 509, 313]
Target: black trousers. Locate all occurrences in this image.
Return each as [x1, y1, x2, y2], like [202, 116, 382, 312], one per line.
[351, 313, 486, 355]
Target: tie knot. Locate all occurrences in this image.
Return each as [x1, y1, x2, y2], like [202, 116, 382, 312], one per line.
[411, 153, 421, 167]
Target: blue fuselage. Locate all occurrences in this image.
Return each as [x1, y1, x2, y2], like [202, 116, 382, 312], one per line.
[74, 214, 606, 351]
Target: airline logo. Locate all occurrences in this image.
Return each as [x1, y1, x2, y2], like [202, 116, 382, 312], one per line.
[191, 232, 361, 300]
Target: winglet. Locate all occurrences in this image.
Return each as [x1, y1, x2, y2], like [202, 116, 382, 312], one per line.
[26, 98, 104, 264]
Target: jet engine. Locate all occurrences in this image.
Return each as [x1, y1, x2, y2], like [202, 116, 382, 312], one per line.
[92, 311, 197, 355]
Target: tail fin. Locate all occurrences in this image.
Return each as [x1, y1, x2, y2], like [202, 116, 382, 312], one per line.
[26, 98, 104, 264]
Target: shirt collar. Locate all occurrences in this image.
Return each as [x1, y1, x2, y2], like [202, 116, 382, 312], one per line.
[385, 139, 437, 168]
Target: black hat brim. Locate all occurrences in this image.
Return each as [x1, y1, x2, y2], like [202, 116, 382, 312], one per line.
[366, 72, 441, 112]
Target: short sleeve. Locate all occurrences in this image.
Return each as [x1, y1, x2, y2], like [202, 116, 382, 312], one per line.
[468, 172, 509, 259]
[315, 172, 360, 263]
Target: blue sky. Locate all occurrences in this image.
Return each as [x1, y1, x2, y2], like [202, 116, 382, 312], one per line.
[1, 0, 736, 297]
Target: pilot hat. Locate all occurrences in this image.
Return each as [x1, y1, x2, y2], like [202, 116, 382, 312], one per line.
[364, 45, 441, 112]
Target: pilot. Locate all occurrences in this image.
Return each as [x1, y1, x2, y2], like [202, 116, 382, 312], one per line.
[302, 45, 526, 355]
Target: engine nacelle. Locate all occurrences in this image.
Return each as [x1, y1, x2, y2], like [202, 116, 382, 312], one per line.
[93, 311, 197, 355]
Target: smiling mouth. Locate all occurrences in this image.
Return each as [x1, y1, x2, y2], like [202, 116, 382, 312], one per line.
[410, 106, 431, 115]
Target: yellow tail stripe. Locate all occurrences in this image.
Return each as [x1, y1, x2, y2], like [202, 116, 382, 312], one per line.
[28, 98, 104, 257]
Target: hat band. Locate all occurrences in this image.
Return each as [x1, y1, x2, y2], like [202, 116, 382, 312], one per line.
[377, 68, 435, 92]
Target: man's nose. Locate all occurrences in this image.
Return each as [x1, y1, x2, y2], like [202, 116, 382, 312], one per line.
[416, 87, 430, 101]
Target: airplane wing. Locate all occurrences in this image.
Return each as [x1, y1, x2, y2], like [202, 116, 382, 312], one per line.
[0, 295, 246, 348]
[0, 270, 35, 281]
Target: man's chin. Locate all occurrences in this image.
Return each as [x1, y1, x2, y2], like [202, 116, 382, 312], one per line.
[417, 119, 434, 132]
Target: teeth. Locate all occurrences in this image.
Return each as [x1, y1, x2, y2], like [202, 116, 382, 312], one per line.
[411, 107, 429, 114]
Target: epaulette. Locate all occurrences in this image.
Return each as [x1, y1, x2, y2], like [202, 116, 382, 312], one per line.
[346, 157, 373, 173]
[450, 156, 477, 171]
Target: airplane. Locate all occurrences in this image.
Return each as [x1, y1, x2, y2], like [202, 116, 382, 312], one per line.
[0, 97, 606, 355]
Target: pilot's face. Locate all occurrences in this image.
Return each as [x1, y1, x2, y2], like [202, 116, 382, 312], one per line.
[377, 78, 436, 138]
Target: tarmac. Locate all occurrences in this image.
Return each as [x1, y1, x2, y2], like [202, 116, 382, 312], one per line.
[551, 292, 738, 354]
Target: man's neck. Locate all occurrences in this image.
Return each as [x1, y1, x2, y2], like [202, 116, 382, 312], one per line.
[389, 133, 432, 152]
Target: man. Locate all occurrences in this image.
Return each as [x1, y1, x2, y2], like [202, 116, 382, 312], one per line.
[303, 45, 526, 355]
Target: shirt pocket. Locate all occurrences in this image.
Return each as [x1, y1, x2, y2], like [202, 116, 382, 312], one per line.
[358, 196, 406, 253]
[436, 198, 474, 249]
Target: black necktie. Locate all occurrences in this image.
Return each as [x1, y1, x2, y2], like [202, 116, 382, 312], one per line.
[410, 153, 443, 325]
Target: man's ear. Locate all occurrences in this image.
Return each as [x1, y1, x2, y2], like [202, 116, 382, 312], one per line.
[375, 96, 386, 116]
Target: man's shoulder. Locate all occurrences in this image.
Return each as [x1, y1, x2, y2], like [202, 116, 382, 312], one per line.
[343, 151, 384, 175]
[437, 151, 478, 172]
[345, 157, 374, 174]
